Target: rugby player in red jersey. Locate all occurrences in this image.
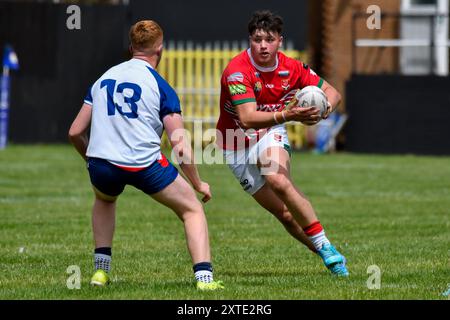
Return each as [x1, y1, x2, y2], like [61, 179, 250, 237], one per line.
[216, 10, 348, 276]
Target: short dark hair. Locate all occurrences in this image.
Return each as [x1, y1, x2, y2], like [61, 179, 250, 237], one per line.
[248, 10, 283, 36]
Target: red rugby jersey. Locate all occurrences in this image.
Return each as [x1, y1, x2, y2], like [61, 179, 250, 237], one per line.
[216, 49, 323, 150]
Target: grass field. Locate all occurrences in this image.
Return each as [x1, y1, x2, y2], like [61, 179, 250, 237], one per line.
[0, 145, 448, 300]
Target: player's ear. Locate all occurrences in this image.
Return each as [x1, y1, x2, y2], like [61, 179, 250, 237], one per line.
[155, 36, 164, 55]
[279, 36, 283, 48]
[129, 45, 133, 55]
[156, 43, 163, 56]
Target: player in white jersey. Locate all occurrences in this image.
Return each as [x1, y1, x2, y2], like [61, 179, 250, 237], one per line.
[68, 20, 223, 290]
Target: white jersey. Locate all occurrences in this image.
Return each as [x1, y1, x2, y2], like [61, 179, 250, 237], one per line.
[84, 58, 181, 168]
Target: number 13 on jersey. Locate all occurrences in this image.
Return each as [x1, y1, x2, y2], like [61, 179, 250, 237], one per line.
[100, 79, 142, 119]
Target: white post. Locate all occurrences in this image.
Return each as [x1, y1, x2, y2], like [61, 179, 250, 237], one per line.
[435, 0, 449, 76]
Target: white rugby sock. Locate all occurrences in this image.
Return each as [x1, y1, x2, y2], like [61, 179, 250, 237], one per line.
[309, 230, 330, 251]
[193, 262, 214, 283]
[94, 253, 111, 273]
[194, 270, 214, 283]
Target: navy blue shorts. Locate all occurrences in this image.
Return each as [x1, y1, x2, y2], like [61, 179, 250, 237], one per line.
[87, 155, 178, 197]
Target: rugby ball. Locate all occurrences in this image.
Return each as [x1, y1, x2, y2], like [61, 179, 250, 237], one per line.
[295, 86, 328, 117]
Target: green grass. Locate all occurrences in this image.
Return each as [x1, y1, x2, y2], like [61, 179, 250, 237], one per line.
[0, 145, 449, 299]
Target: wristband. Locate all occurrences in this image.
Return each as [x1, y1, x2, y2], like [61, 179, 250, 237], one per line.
[281, 111, 287, 122]
[273, 112, 280, 124]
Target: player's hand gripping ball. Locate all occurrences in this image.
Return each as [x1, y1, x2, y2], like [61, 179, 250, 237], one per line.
[294, 86, 329, 118]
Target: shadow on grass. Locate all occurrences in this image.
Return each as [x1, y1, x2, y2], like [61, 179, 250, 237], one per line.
[220, 270, 305, 277]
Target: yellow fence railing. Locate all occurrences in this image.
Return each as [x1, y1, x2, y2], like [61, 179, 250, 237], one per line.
[157, 41, 308, 150]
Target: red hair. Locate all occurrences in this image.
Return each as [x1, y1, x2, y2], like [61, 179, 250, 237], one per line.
[129, 20, 163, 52]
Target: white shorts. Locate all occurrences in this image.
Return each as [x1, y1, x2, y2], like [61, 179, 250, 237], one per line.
[223, 125, 291, 195]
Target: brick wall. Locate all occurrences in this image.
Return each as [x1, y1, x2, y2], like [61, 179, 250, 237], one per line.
[317, 0, 401, 111]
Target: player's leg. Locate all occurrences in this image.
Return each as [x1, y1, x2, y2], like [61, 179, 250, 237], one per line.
[224, 145, 316, 251]
[87, 158, 125, 286]
[135, 155, 223, 290]
[252, 184, 316, 252]
[225, 145, 315, 252]
[150, 175, 223, 290]
[92, 187, 117, 249]
[226, 136, 347, 276]
[258, 139, 348, 276]
[151, 175, 210, 263]
[259, 146, 318, 227]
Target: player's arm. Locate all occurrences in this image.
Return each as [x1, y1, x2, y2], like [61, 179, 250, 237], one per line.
[163, 113, 211, 203]
[297, 62, 341, 119]
[68, 103, 92, 161]
[320, 80, 342, 119]
[236, 101, 321, 129]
